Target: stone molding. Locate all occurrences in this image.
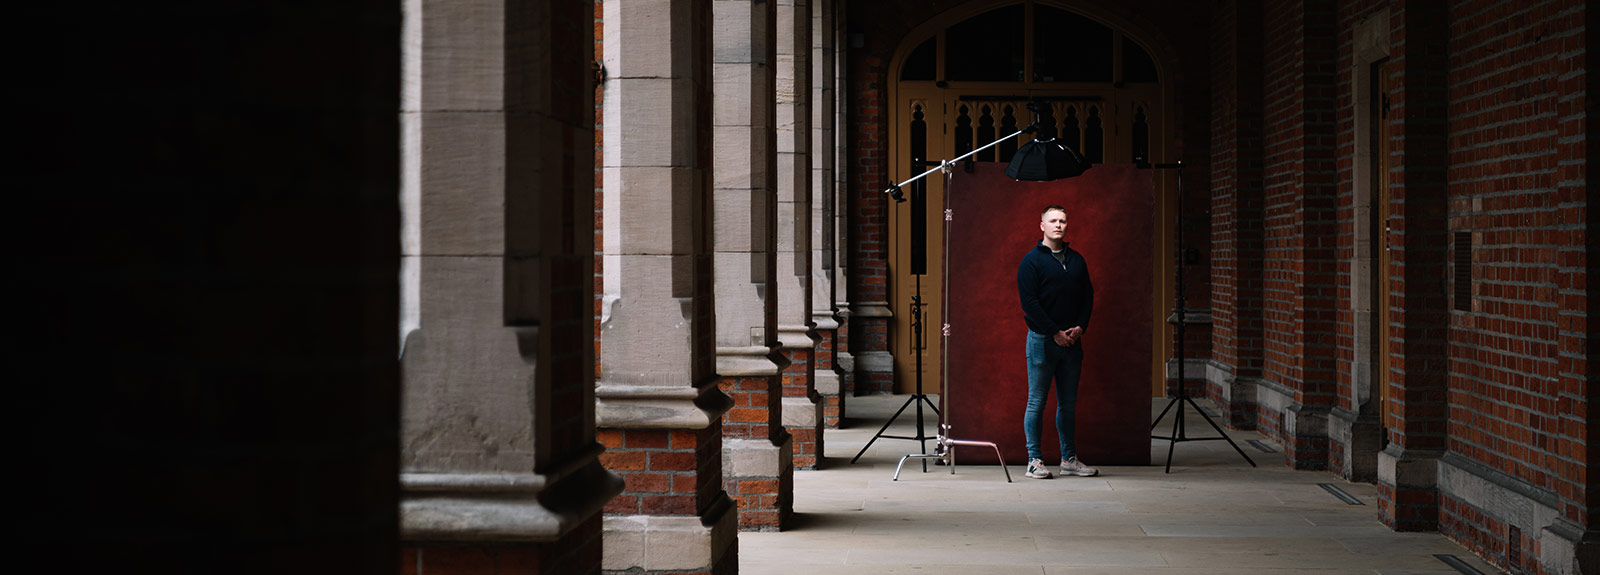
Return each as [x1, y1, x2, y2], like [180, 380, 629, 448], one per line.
[811, 311, 840, 331]
[596, 381, 734, 429]
[1284, 403, 1330, 437]
[1439, 451, 1560, 515]
[1329, 405, 1382, 482]
[716, 346, 785, 376]
[813, 369, 840, 395]
[776, 324, 819, 349]
[401, 444, 621, 542]
[1541, 519, 1599, 575]
[1163, 357, 1213, 381]
[724, 436, 792, 478]
[850, 301, 893, 318]
[1252, 376, 1299, 415]
[1165, 306, 1214, 325]
[1377, 444, 1442, 488]
[782, 396, 821, 428]
[1434, 451, 1596, 574]
[1204, 359, 1261, 405]
[854, 350, 894, 372]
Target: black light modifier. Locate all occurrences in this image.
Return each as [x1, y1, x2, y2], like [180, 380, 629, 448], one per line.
[1005, 137, 1091, 181]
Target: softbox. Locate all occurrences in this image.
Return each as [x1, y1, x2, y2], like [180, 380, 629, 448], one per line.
[1004, 138, 1092, 181]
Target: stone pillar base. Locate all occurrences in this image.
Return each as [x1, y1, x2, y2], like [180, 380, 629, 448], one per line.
[1377, 444, 1441, 531]
[1204, 360, 1261, 429]
[817, 370, 843, 428]
[813, 315, 844, 428]
[779, 327, 823, 469]
[1328, 406, 1382, 482]
[1283, 404, 1330, 470]
[602, 503, 737, 574]
[403, 516, 603, 575]
[853, 350, 894, 395]
[715, 348, 796, 531]
[783, 396, 823, 469]
[401, 449, 619, 574]
[724, 436, 794, 531]
[1541, 520, 1600, 575]
[849, 303, 894, 394]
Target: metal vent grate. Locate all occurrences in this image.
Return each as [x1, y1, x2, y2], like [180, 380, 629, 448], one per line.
[1434, 554, 1486, 575]
[1317, 483, 1364, 505]
[1247, 439, 1277, 453]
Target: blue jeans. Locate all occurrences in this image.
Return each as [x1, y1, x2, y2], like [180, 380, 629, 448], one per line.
[1024, 331, 1083, 461]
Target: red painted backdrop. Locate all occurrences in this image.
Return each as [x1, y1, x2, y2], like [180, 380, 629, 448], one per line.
[943, 164, 1154, 466]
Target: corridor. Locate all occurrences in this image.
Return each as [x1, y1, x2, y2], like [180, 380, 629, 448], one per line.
[741, 394, 1500, 575]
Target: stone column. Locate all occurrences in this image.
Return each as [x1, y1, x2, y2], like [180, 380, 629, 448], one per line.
[1376, 0, 1450, 533]
[776, 0, 823, 469]
[712, 0, 793, 532]
[13, 2, 400, 571]
[399, 1, 618, 573]
[831, 3, 856, 402]
[597, 1, 737, 573]
[810, 0, 844, 428]
[1207, 0, 1268, 431]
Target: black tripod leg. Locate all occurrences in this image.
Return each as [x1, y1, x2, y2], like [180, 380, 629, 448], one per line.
[851, 394, 920, 464]
[1183, 396, 1256, 467]
[1150, 395, 1179, 431]
[916, 393, 941, 417]
[1163, 398, 1183, 473]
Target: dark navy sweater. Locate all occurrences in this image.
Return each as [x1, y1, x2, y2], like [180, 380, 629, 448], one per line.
[1017, 241, 1094, 335]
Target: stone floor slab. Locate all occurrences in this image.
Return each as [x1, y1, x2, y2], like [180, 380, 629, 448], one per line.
[737, 394, 1506, 575]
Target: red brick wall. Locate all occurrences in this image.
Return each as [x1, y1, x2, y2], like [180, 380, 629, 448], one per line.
[1208, 0, 1594, 559]
[722, 375, 784, 441]
[1438, 1, 1593, 569]
[1445, 0, 1570, 488]
[600, 426, 726, 517]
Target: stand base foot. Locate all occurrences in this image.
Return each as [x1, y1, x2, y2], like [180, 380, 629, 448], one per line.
[893, 435, 1013, 483]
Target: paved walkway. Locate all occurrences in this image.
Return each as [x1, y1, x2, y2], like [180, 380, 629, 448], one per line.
[740, 394, 1500, 575]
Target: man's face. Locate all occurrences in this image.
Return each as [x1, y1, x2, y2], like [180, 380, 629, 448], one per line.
[1040, 209, 1068, 242]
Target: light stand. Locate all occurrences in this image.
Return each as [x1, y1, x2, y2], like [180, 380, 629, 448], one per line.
[1142, 161, 1256, 473]
[850, 268, 941, 466]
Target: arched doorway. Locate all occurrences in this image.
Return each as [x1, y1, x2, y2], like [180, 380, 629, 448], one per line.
[887, 0, 1176, 397]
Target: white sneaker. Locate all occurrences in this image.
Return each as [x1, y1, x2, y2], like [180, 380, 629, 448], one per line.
[1026, 458, 1053, 479]
[1060, 457, 1099, 477]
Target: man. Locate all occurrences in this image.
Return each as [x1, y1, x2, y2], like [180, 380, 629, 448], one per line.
[1017, 204, 1097, 479]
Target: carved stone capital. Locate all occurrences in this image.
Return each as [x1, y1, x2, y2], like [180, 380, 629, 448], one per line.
[596, 381, 733, 429]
